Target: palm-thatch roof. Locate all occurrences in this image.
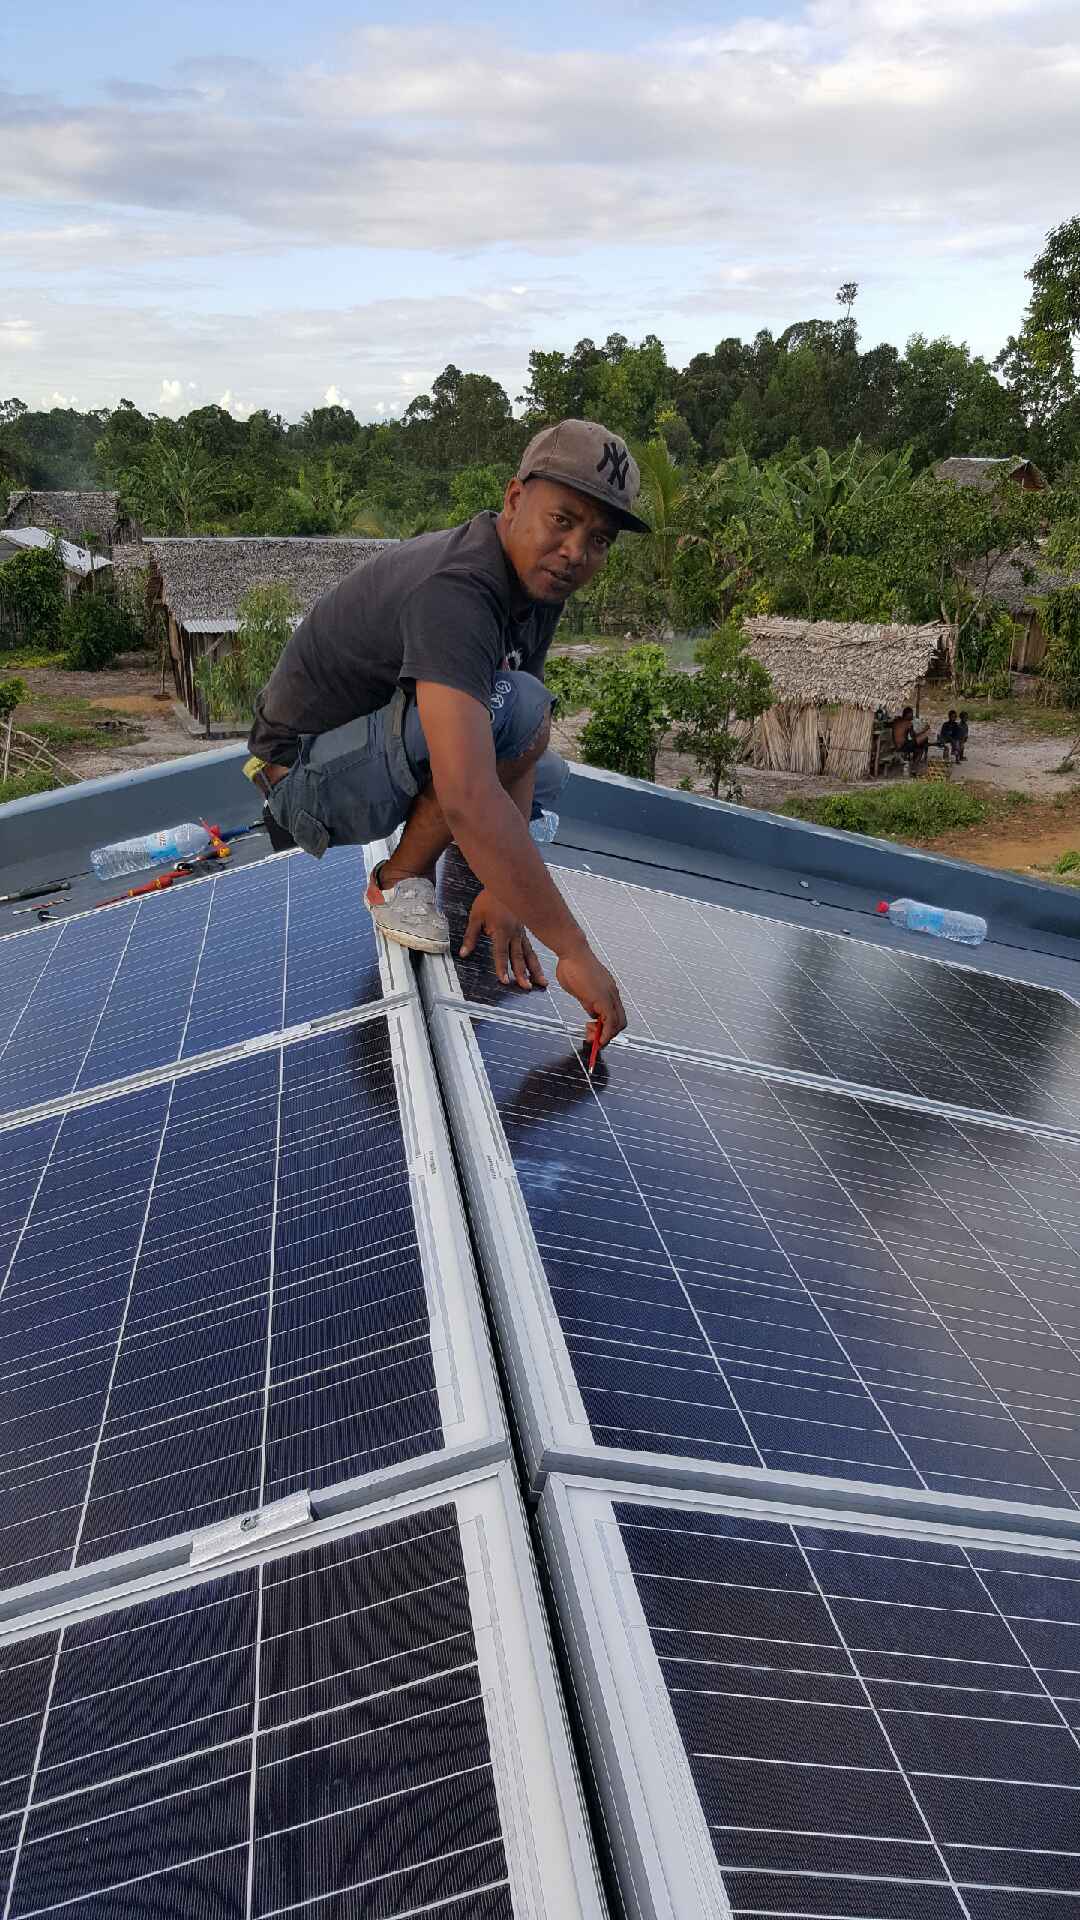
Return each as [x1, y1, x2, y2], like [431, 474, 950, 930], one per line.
[933, 456, 1046, 493]
[4, 490, 127, 545]
[977, 545, 1080, 615]
[147, 536, 395, 633]
[744, 617, 945, 711]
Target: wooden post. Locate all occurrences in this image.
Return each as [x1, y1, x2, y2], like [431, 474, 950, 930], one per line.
[1, 715, 11, 783]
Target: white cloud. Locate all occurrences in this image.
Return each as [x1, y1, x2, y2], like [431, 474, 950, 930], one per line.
[218, 389, 255, 419]
[3, 1, 1077, 407]
[158, 377, 183, 412]
[1, 316, 39, 350]
[323, 384, 350, 407]
[3, 6, 1076, 260]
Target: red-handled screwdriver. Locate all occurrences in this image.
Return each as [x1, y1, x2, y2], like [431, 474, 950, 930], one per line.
[586, 1019, 602, 1075]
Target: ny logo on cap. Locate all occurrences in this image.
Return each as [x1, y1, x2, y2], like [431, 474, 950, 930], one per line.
[596, 440, 630, 492]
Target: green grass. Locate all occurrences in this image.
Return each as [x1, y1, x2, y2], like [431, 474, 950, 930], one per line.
[0, 648, 66, 670]
[0, 769, 61, 806]
[781, 782, 1027, 843]
[22, 717, 139, 750]
[963, 698, 1079, 737]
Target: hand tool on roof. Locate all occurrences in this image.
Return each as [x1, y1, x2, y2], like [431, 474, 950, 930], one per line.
[0, 879, 71, 906]
[12, 900, 64, 919]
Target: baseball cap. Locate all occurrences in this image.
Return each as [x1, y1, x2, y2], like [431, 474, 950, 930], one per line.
[516, 419, 650, 534]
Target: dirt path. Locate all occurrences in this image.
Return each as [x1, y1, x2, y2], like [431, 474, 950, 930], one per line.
[18, 654, 231, 781]
[927, 791, 1080, 876]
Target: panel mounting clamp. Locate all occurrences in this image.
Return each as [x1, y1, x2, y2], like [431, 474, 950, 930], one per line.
[189, 1491, 313, 1566]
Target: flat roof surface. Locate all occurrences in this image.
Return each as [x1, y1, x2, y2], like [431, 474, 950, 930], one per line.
[4, 749, 1080, 1004]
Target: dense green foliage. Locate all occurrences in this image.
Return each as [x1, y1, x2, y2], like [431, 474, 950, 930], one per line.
[195, 584, 298, 721]
[0, 540, 67, 651]
[578, 645, 676, 781]
[61, 591, 141, 671]
[669, 626, 774, 798]
[1042, 585, 1080, 706]
[782, 783, 994, 839]
[0, 678, 26, 721]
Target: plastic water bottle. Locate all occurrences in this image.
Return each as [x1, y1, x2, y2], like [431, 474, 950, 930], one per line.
[877, 899, 987, 946]
[91, 822, 213, 882]
[529, 809, 560, 845]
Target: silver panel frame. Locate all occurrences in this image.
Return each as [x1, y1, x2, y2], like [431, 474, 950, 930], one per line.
[0, 1463, 607, 1920]
[539, 1471, 1080, 1920]
[429, 1001, 1080, 1544]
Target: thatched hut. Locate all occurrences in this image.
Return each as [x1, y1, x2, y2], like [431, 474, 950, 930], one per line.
[147, 536, 394, 719]
[933, 456, 1046, 494]
[4, 490, 137, 548]
[973, 546, 1080, 672]
[744, 617, 946, 780]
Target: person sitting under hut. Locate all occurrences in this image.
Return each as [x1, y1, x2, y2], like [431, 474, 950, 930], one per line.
[891, 706, 928, 768]
[937, 710, 964, 761]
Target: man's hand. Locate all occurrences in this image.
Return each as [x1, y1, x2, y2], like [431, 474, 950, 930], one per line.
[460, 889, 549, 991]
[556, 941, 626, 1047]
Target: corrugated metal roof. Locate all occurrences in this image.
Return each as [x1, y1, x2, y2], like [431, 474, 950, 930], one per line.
[0, 525, 112, 575]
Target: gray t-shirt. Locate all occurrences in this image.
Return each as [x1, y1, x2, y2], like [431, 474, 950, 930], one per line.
[248, 512, 561, 764]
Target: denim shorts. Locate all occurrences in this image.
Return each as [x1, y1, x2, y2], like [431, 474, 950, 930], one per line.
[268, 671, 567, 856]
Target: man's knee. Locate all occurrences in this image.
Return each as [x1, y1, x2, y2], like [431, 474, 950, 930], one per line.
[491, 671, 554, 769]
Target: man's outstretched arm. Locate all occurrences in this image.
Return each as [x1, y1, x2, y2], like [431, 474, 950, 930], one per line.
[417, 680, 626, 1045]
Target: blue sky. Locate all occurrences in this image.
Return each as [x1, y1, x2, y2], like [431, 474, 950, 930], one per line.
[3, 0, 1077, 423]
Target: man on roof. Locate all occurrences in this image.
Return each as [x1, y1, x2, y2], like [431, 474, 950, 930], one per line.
[246, 419, 639, 1049]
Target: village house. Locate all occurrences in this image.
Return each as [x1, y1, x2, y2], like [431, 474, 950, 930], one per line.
[976, 546, 1080, 672]
[744, 616, 947, 780]
[0, 525, 112, 599]
[933, 456, 1047, 493]
[3, 489, 138, 550]
[147, 535, 393, 720]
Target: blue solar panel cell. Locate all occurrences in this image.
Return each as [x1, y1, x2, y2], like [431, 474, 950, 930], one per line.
[475, 1018, 1080, 1509]
[0, 1502, 513, 1920]
[0, 849, 382, 1115]
[609, 1497, 1080, 1918]
[0, 1022, 446, 1592]
[445, 862, 1080, 1127]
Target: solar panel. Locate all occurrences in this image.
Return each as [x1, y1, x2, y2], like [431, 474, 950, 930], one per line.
[436, 860, 1080, 1128]
[434, 1006, 1080, 1524]
[0, 1467, 604, 1919]
[0, 847, 406, 1120]
[541, 1476, 1080, 1920]
[0, 1009, 500, 1598]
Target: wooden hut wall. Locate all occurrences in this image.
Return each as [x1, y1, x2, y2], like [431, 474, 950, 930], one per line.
[822, 706, 874, 780]
[753, 702, 824, 773]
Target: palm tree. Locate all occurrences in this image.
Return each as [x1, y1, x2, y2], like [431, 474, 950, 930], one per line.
[634, 438, 688, 587]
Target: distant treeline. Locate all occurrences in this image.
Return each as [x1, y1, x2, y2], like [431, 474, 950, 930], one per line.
[2, 221, 1079, 540]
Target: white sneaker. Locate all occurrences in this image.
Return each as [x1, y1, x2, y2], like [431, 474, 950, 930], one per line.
[364, 867, 450, 954]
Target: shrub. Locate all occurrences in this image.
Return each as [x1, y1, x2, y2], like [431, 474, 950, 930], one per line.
[668, 623, 773, 799]
[578, 644, 679, 782]
[1042, 585, 1080, 707]
[782, 783, 989, 841]
[1054, 848, 1080, 874]
[61, 591, 140, 670]
[0, 677, 27, 721]
[195, 583, 298, 721]
[0, 541, 66, 651]
[544, 653, 603, 714]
